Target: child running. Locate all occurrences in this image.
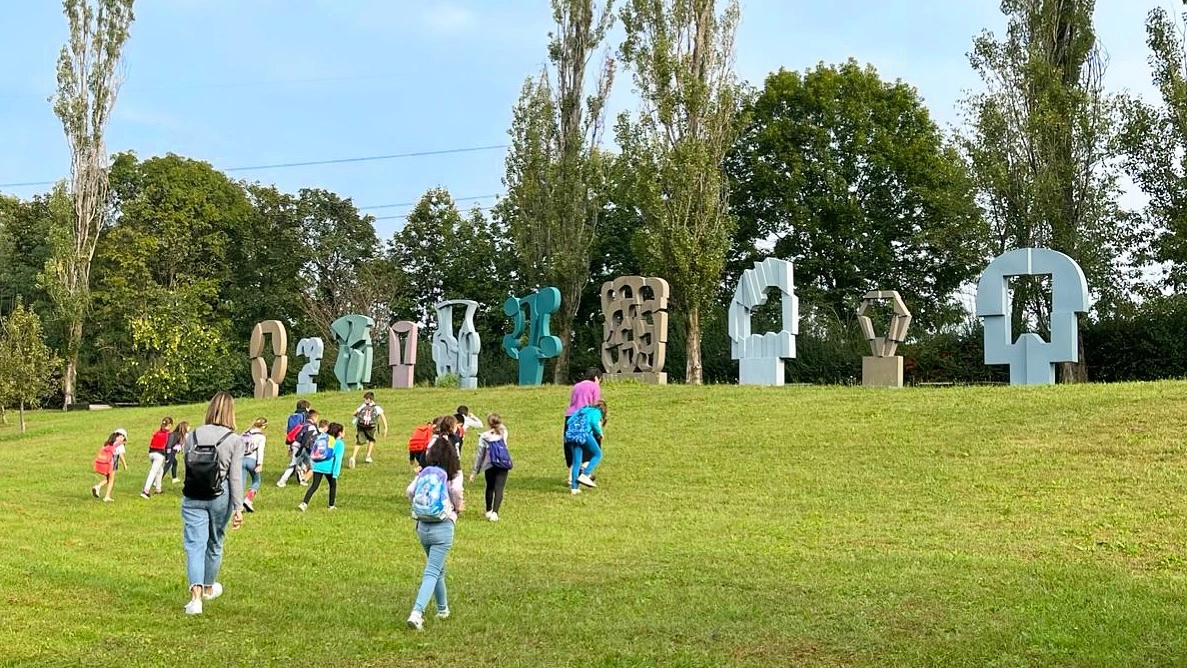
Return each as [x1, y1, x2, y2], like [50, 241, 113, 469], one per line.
[469, 413, 512, 521]
[453, 405, 483, 457]
[299, 421, 343, 511]
[407, 419, 436, 472]
[406, 438, 465, 630]
[164, 421, 189, 484]
[241, 417, 267, 512]
[91, 429, 128, 502]
[141, 417, 173, 499]
[350, 391, 388, 468]
[564, 400, 606, 495]
[277, 409, 319, 487]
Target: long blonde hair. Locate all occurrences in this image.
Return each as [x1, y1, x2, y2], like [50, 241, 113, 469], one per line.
[203, 391, 236, 431]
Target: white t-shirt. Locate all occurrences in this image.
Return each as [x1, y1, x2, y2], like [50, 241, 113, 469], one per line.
[353, 403, 384, 427]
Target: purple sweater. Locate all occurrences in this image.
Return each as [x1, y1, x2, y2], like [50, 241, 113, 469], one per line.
[566, 380, 601, 417]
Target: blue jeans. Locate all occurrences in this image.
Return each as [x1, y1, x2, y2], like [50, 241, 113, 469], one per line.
[181, 483, 231, 588]
[413, 520, 455, 614]
[570, 434, 602, 489]
[242, 457, 261, 492]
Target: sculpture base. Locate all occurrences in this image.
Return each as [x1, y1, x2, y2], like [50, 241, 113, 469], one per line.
[738, 358, 786, 386]
[391, 367, 414, 389]
[605, 372, 667, 384]
[459, 377, 478, 389]
[862, 356, 903, 388]
[295, 383, 317, 395]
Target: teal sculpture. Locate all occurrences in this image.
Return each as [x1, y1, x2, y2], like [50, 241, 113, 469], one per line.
[503, 287, 563, 385]
[331, 314, 375, 390]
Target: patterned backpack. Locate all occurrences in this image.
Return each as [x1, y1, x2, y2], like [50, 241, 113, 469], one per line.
[410, 466, 450, 521]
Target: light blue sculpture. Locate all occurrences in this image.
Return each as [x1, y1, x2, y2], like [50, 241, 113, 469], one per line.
[432, 300, 481, 389]
[975, 248, 1089, 385]
[503, 287, 563, 386]
[728, 258, 799, 385]
[294, 336, 324, 395]
[330, 314, 374, 390]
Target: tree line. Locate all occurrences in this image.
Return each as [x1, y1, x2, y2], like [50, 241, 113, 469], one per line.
[4, 0, 1187, 410]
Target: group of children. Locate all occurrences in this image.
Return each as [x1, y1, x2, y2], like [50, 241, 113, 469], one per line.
[91, 420, 192, 502]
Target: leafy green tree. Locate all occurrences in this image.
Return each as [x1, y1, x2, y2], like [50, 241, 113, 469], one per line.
[127, 291, 238, 405]
[616, 0, 742, 384]
[48, 0, 135, 406]
[230, 184, 311, 339]
[0, 187, 71, 319]
[0, 300, 61, 433]
[726, 60, 987, 332]
[960, 0, 1138, 381]
[499, 0, 616, 382]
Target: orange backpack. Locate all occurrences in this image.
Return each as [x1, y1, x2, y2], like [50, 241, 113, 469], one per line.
[93, 444, 115, 475]
[407, 424, 434, 453]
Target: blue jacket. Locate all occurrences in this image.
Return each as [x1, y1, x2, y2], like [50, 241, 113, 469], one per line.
[312, 437, 345, 477]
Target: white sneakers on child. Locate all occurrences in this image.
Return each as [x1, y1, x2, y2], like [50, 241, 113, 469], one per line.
[348, 457, 356, 469]
[436, 608, 450, 619]
[364, 455, 373, 464]
[484, 511, 499, 522]
[577, 474, 597, 488]
[407, 611, 424, 631]
[297, 503, 307, 512]
[570, 488, 580, 495]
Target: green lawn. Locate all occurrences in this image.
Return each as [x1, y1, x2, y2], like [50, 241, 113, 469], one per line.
[2, 381, 1187, 667]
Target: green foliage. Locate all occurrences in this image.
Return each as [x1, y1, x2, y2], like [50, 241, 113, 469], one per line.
[127, 293, 238, 405]
[0, 300, 61, 431]
[434, 372, 460, 388]
[727, 60, 987, 332]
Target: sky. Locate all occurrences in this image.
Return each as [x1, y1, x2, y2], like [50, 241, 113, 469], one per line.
[0, 0, 1166, 239]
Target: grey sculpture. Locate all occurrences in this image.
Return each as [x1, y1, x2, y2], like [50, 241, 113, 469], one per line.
[295, 337, 324, 395]
[857, 290, 912, 388]
[249, 320, 288, 399]
[389, 321, 418, 389]
[975, 248, 1090, 385]
[728, 258, 799, 386]
[433, 300, 481, 389]
[601, 276, 670, 384]
[331, 314, 375, 391]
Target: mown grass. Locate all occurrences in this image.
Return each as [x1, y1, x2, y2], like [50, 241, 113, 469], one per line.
[2, 381, 1187, 667]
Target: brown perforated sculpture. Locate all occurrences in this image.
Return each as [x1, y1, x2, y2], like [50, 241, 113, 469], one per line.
[389, 320, 418, 389]
[249, 320, 289, 399]
[600, 276, 670, 384]
[856, 290, 911, 388]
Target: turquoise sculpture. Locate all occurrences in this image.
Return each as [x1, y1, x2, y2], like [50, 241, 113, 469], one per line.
[503, 287, 563, 386]
[975, 248, 1089, 385]
[331, 314, 375, 390]
[432, 300, 481, 389]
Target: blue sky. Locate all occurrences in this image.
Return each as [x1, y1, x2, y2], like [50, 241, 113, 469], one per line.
[0, 0, 1161, 239]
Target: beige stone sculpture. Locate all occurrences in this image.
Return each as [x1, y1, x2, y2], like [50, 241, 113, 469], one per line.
[600, 276, 670, 384]
[249, 320, 289, 399]
[856, 290, 911, 388]
[389, 320, 418, 389]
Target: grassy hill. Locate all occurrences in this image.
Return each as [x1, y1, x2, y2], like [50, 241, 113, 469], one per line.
[2, 381, 1187, 667]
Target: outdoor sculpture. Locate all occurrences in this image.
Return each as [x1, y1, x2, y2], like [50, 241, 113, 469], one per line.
[248, 320, 288, 399]
[857, 290, 912, 388]
[389, 320, 419, 389]
[728, 258, 799, 386]
[294, 337, 324, 395]
[432, 300, 481, 389]
[601, 276, 670, 384]
[503, 287, 562, 386]
[975, 248, 1090, 385]
[331, 314, 374, 391]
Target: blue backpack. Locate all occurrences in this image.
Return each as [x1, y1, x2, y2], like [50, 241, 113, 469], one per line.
[486, 437, 513, 470]
[565, 407, 596, 443]
[411, 466, 450, 521]
[310, 433, 334, 462]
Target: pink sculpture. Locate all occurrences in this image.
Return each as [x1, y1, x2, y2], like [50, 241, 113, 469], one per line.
[389, 320, 418, 389]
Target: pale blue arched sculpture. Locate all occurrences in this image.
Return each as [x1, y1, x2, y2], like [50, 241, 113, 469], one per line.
[331, 314, 374, 390]
[728, 258, 800, 385]
[294, 336, 324, 395]
[503, 287, 562, 386]
[975, 248, 1089, 385]
[432, 300, 481, 389]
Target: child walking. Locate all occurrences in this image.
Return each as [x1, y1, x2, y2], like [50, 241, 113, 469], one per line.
[299, 422, 343, 511]
[453, 405, 483, 456]
[469, 413, 512, 521]
[564, 401, 606, 495]
[141, 417, 173, 499]
[164, 421, 189, 484]
[350, 391, 388, 468]
[406, 439, 465, 630]
[241, 417, 267, 512]
[92, 429, 128, 502]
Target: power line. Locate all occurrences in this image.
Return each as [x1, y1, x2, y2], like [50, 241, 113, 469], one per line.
[372, 204, 493, 222]
[358, 193, 500, 211]
[0, 144, 508, 189]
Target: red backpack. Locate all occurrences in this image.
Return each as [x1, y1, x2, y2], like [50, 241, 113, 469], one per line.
[408, 424, 434, 453]
[93, 444, 115, 475]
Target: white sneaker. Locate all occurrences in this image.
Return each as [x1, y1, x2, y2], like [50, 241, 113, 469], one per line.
[276, 481, 287, 488]
[484, 511, 493, 520]
[172, 478, 179, 484]
[364, 456, 373, 464]
[202, 583, 223, 600]
[184, 599, 203, 615]
[348, 457, 356, 469]
[570, 488, 580, 495]
[297, 503, 307, 512]
[577, 474, 597, 488]
[407, 611, 424, 631]
[436, 608, 450, 619]
[488, 512, 499, 522]
[140, 491, 150, 500]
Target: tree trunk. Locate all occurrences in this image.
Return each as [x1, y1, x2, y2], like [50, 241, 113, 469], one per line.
[1, 404, 7, 425]
[1059, 326, 1088, 383]
[19, 401, 26, 434]
[685, 304, 703, 385]
[551, 297, 576, 385]
[63, 318, 82, 407]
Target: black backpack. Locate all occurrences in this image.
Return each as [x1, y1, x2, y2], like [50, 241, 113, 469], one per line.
[183, 430, 233, 500]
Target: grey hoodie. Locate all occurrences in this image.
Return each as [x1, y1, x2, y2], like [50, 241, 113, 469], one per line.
[184, 424, 245, 513]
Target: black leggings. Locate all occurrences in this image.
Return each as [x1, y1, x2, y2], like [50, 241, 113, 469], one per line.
[303, 472, 337, 506]
[165, 452, 178, 479]
[484, 467, 509, 513]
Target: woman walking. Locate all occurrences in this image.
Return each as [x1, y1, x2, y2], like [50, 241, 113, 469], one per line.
[180, 391, 245, 615]
[405, 439, 465, 630]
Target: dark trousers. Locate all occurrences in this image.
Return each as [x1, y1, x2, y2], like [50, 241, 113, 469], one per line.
[563, 416, 595, 468]
[484, 467, 509, 513]
[303, 472, 337, 506]
[165, 451, 178, 479]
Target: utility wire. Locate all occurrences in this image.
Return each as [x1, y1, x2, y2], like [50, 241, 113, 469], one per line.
[372, 204, 493, 222]
[0, 144, 508, 189]
[358, 193, 500, 211]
